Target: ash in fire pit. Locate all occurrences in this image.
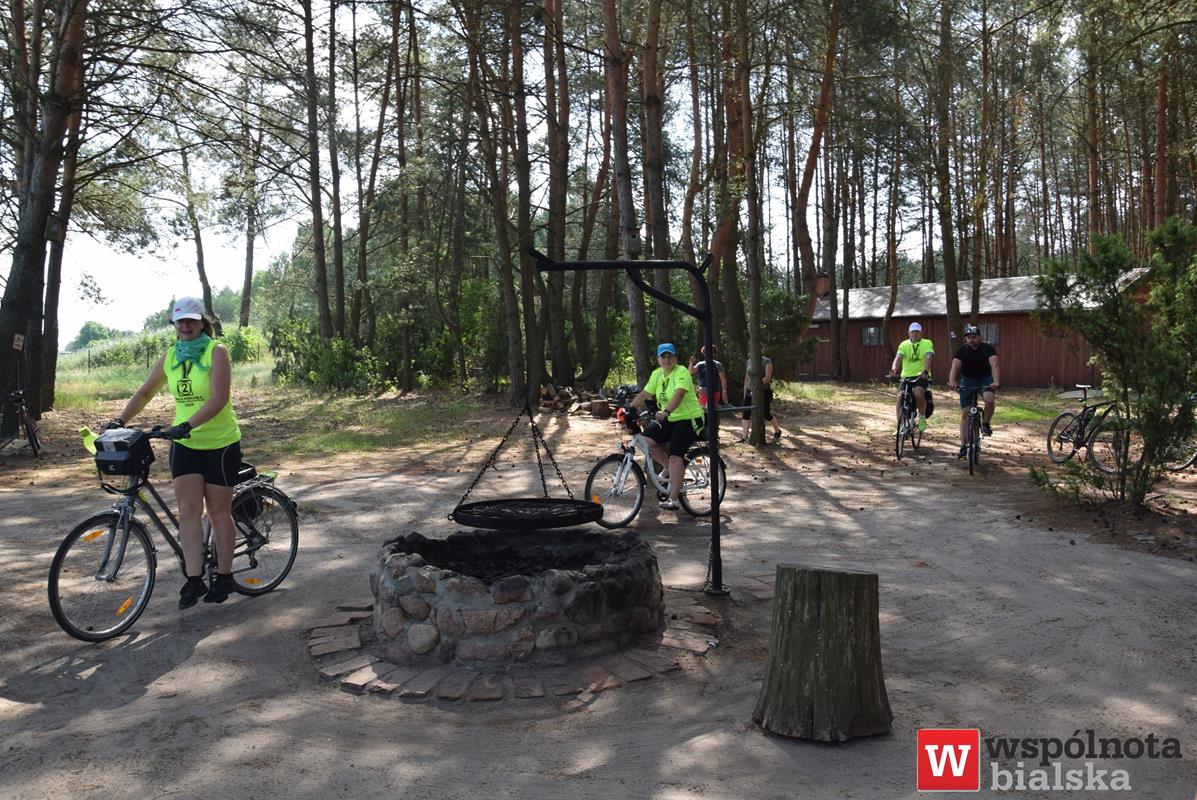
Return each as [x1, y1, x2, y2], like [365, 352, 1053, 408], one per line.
[371, 529, 664, 666]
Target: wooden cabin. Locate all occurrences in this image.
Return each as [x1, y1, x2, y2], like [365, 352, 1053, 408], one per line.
[796, 274, 1143, 388]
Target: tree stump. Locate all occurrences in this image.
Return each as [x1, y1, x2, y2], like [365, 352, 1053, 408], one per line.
[752, 563, 893, 741]
[589, 400, 611, 419]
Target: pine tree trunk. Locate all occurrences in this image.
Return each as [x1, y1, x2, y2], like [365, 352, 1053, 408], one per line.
[752, 564, 893, 741]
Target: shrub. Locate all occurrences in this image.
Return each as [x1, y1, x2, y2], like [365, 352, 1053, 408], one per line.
[223, 326, 266, 364]
[269, 319, 387, 393]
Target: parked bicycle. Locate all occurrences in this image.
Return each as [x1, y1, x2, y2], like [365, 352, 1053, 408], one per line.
[1046, 384, 1131, 474]
[0, 389, 41, 457]
[584, 395, 726, 528]
[890, 375, 930, 460]
[48, 426, 299, 642]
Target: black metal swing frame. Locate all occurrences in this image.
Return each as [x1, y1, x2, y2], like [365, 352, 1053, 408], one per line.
[530, 248, 727, 596]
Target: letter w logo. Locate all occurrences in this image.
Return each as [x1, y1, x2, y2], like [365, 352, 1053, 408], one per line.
[917, 729, 981, 792]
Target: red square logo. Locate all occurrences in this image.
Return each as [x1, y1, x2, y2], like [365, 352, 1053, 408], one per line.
[917, 728, 981, 792]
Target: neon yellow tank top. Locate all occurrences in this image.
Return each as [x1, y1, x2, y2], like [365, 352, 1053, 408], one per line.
[165, 339, 241, 450]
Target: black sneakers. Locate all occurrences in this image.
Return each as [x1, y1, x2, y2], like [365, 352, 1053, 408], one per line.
[179, 577, 207, 609]
[203, 573, 237, 604]
[982, 422, 993, 436]
[958, 445, 968, 459]
[772, 429, 781, 441]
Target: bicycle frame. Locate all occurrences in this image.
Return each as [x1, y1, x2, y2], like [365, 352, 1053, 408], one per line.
[94, 469, 277, 584]
[609, 427, 670, 496]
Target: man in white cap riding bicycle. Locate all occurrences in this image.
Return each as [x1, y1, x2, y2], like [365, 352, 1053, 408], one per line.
[888, 322, 934, 433]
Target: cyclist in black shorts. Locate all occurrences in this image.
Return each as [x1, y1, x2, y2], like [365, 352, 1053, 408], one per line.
[104, 297, 244, 608]
[630, 342, 705, 510]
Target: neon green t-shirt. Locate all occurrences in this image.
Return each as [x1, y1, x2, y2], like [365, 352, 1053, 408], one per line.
[165, 339, 241, 450]
[644, 366, 703, 422]
[896, 338, 935, 378]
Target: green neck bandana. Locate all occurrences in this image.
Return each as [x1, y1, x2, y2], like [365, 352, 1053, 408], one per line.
[173, 333, 212, 372]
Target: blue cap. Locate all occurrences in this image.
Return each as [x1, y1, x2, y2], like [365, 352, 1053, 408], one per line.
[656, 342, 676, 357]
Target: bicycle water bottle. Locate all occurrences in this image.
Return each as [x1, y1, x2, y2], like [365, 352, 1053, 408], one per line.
[79, 426, 98, 455]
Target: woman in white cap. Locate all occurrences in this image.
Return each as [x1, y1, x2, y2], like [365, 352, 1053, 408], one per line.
[104, 297, 242, 608]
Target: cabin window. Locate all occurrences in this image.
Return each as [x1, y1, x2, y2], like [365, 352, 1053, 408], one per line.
[861, 325, 882, 347]
[978, 322, 999, 345]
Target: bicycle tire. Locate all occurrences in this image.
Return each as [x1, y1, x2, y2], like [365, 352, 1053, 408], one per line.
[895, 416, 906, 460]
[1046, 412, 1079, 464]
[48, 512, 156, 642]
[678, 446, 728, 517]
[585, 454, 646, 529]
[1163, 427, 1197, 472]
[230, 485, 299, 595]
[1088, 414, 1142, 476]
[910, 413, 922, 450]
[968, 415, 980, 475]
[20, 413, 40, 457]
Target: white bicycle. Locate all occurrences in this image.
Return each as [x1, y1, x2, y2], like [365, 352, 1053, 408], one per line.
[585, 400, 727, 528]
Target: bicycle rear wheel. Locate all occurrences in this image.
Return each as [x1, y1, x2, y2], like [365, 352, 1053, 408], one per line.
[1088, 415, 1142, 476]
[230, 485, 299, 595]
[585, 454, 645, 529]
[1046, 412, 1078, 464]
[909, 411, 922, 450]
[20, 413, 40, 457]
[678, 447, 728, 517]
[1164, 435, 1197, 471]
[48, 513, 156, 642]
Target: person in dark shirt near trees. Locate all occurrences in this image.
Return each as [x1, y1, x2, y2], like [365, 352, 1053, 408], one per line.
[947, 324, 1001, 459]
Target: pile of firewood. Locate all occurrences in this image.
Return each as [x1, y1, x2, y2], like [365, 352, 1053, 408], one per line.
[538, 384, 611, 419]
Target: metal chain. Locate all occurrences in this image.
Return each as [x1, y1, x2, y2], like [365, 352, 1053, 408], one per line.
[527, 403, 574, 499]
[452, 401, 576, 514]
[452, 407, 528, 514]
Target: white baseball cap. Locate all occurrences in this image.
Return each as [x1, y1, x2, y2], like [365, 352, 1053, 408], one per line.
[908, 322, 923, 332]
[171, 297, 204, 322]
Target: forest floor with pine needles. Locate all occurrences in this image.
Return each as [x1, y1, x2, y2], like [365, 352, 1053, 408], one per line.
[1, 379, 1195, 798]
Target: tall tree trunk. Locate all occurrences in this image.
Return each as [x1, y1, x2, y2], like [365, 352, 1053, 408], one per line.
[643, 0, 673, 343]
[508, 0, 540, 402]
[352, 0, 397, 344]
[178, 139, 220, 336]
[543, 0, 573, 384]
[882, 72, 902, 356]
[933, 0, 962, 344]
[0, 0, 86, 403]
[302, 0, 334, 337]
[327, 0, 346, 336]
[969, 0, 989, 319]
[463, 3, 525, 404]
[680, 0, 704, 304]
[1153, 52, 1168, 224]
[796, 0, 841, 337]
[603, 0, 650, 383]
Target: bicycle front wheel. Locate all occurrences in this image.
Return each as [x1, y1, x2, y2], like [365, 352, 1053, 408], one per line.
[895, 416, 906, 460]
[1164, 435, 1197, 472]
[585, 454, 645, 529]
[48, 513, 156, 642]
[231, 485, 299, 595]
[21, 413, 40, 457]
[968, 417, 980, 475]
[679, 447, 728, 517]
[1046, 412, 1078, 464]
[909, 412, 922, 450]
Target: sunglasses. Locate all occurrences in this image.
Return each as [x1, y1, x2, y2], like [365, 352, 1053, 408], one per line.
[658, 352, 676, 358]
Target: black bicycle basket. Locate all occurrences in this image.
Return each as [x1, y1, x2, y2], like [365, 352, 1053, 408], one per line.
[94, 428, 155, 476]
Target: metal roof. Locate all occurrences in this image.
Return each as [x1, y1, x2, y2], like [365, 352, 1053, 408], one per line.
[811, 270, 1148, 321]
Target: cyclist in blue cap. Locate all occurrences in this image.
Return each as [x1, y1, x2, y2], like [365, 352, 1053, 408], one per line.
[630, 342, 705, 510]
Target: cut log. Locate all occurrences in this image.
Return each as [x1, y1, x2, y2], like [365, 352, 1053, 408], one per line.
[590, 400, 611, 419]
[752, 563, 893, 741]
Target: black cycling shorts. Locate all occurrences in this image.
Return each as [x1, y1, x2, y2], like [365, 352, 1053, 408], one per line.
[644, 417, 701, 458]
[742, 386, 774, 421]
[170, 441, 243, 486]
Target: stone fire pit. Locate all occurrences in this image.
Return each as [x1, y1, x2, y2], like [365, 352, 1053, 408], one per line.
[370, 528, 665, 666]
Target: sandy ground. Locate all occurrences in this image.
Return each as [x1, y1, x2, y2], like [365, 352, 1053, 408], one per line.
[1, 389, 1196, 800]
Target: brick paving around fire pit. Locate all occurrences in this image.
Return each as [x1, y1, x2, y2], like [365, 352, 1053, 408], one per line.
[305, 587, 729, 703]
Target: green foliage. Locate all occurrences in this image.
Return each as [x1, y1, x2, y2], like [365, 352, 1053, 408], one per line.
[59, 328, 176, 369]
[66, 321, 130, 352]
[222, 326, 265, 363]
[1036, 221, 1197, 505]
[269, 319, 386, 393]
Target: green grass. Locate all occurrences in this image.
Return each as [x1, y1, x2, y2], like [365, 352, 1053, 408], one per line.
[54, 359, 277, 415]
